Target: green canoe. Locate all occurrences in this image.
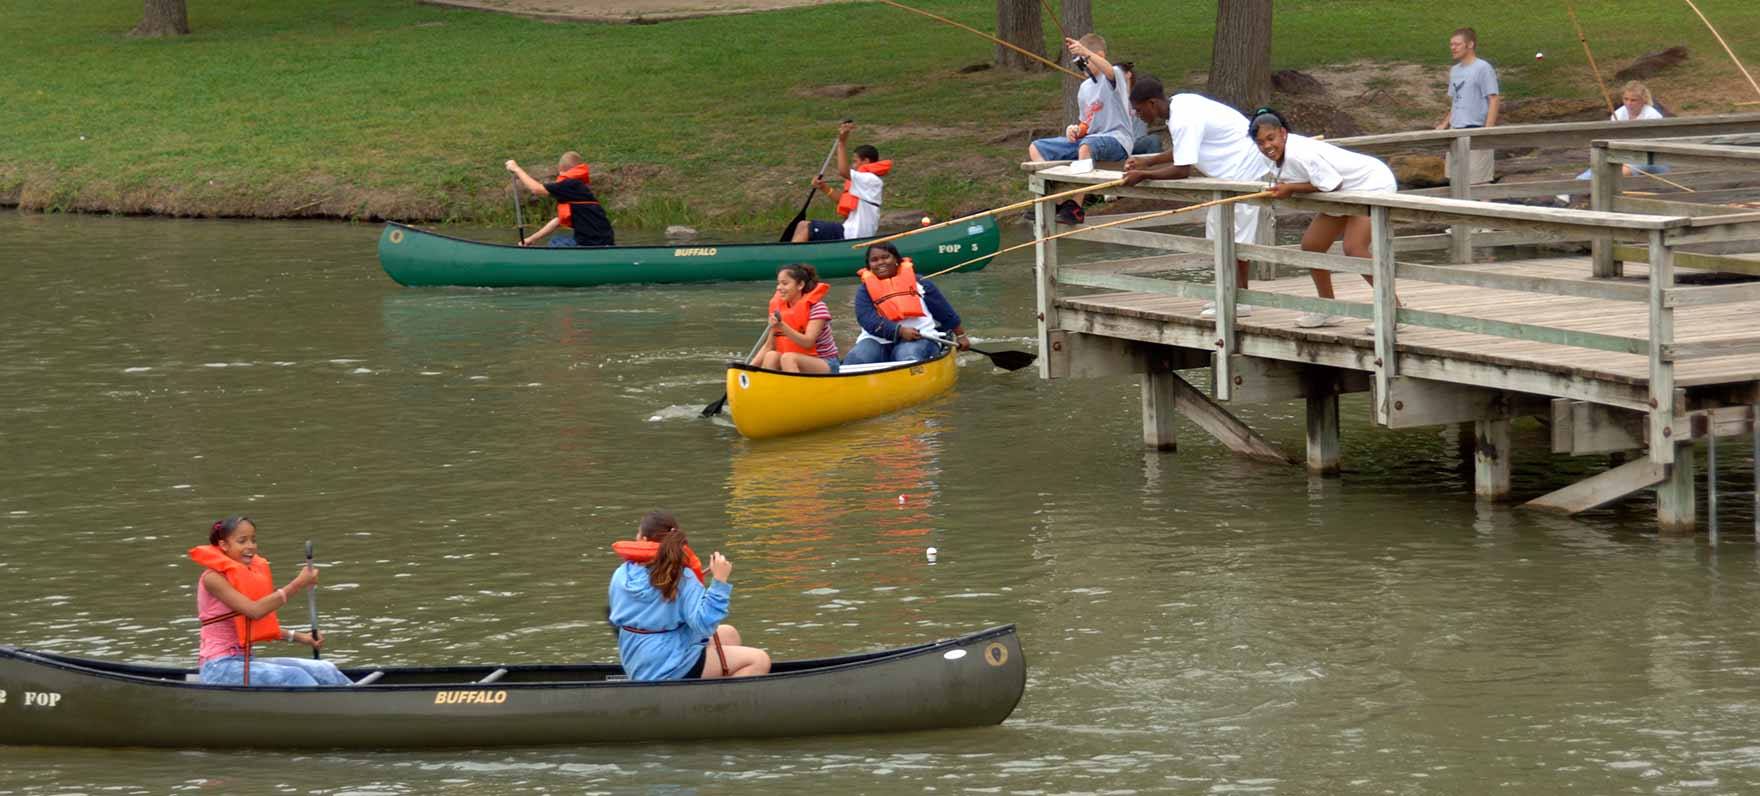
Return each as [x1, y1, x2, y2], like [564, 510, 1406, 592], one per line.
[0, 625, 1025, 748]
[377, 218, 1000, 287]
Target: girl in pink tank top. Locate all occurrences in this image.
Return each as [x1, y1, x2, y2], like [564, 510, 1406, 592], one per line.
[193, 515, 351, 686]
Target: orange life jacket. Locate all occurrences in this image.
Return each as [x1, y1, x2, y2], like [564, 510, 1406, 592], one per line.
[767, 282, 831, 356]
[554, 163, 592, 228]
[859, 259, 927, 322]
[835, 160, 892, 218]
[189, 545, 282, 645]
[612, 540, 707, 585]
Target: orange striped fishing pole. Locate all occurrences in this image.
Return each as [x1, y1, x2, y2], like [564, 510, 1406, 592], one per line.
[923, 190, 1275, 279]
[874, 0, 1084, 79]
[1563, 0, 1613, 113]
[1681, 0, 1760, 101]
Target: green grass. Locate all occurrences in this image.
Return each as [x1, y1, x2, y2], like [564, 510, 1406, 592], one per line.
[3, 0, 1758, 228]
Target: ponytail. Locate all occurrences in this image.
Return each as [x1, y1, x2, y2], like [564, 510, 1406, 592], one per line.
[640, 510, 689, 601]
[210, 515, 250, 546]
[778, 262, 820, 293]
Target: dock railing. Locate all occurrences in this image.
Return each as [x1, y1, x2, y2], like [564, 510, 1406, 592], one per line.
[1029, 167, 1760, 468]
[1327, 112, 1760, 263]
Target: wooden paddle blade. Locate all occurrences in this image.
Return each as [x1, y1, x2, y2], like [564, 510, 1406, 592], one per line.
[978, 348, 1037, 372]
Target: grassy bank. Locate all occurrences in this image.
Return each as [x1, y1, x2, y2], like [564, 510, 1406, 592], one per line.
[4, 0, 1759, 230]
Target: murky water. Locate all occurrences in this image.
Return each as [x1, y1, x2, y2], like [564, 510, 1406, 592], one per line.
[4, 213, 1760, 794]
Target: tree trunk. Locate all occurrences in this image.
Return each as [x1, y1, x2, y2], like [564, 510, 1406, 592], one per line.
[130, 0, 190, 37]
[1058, 0, 1094, 122]
[994, 0, 1045, 72]
[1206, 0, 1272, 113]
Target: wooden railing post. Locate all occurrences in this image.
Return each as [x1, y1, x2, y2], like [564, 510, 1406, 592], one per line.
[1370, 205, 1398, 425]
[1212, 191, 1238, 401]
[1032, 175, 1059, 380]
[1590, 142, 1622, 277]
[1448, 134, 1474, 264]
[1644, 227, 1694, 531]
[1646, 229, 1677, 465]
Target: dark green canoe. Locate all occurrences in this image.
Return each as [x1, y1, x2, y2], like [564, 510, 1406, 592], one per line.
[0, 625, 1024, 748]
[377, 217, 1000, 287]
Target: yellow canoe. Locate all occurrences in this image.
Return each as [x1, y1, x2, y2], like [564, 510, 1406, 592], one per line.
[726, 347, 958, 439]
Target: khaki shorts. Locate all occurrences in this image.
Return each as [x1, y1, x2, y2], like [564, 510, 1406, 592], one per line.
[1445, 148, 1495, 185]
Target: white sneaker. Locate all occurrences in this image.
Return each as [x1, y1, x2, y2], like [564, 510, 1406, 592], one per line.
[1295, 312, 1340, 329]
[1199, 304, 1252, 318]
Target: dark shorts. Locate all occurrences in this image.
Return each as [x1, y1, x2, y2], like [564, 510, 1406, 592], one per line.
[806, 220, 845, 241]
[684, 646, 708, 679]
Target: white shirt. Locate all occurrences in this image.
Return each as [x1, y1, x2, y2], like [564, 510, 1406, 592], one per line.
[1077, 65, 1135, 155]
[1612, 104, 1664, 121]
[854, 285, 938, 346]
[1275, 133, 1397, 193]
[842, 170, 883, 240]
[1165, 94, 1272, 181]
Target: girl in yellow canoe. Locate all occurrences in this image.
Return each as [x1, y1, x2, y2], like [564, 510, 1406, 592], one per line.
[752, 263, 840, 374]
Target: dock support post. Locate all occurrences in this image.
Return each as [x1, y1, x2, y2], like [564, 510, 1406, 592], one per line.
[1657, 442, 1697, 535]
[1448, 135, 1474, 264]
[1369, 205, 1398, 425]
[1474, 418, 1513, 500]
[1646, 230, 1677, 465]
[1142, 370, 1178, 451]
[1306, 392, 1341, 476]
[1709, 431, 1719, 541]
[1032, 175, 1060, 380]
[1213, 193, 1238, 401]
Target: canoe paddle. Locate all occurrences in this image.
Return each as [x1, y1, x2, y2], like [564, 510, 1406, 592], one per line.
[923, 330, 1036, 372]
[304, 540, 321, 660]
[511, 174, 526, 246]
[700, 325, 774, 417]
[779, 120, 853, 243]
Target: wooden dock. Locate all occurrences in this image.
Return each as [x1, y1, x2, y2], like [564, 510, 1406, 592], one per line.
[1027, 115, 1760, 533]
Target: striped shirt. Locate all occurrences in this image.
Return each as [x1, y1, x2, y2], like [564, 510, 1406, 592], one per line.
[807, 301, 839, 358]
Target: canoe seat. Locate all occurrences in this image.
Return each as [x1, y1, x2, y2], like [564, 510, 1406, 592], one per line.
[350, 671, 385, 686]
[477, 668, 509, 684]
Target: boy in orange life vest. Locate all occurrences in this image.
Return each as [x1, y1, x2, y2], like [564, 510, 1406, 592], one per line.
[505, 152, 616, 247]
[789, 121, 890, 243]
[844, 243, 970, 366]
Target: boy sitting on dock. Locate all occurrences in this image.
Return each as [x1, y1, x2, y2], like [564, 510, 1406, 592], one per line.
[1028, 34, 1136, 225]
[791, 121, 890, 243]
[506, 151, 616, 247]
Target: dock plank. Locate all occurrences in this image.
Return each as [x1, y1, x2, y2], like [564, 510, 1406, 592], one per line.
[1056, 255, 1760, 389]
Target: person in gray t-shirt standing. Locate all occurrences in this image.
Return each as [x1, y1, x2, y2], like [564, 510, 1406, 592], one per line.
[1435, 26, 1499, 184]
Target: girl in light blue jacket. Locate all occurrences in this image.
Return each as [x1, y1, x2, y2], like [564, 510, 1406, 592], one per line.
[608, 511, 771, 681]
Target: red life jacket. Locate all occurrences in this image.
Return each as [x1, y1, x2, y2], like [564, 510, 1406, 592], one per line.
[612, 540, 707, 585]
[836, 160, 892, 218]
[554, 163, 592, 228]
[189, 545, 283, 645]
[858, 259, 927, 322]
[767, 282, 831, 356]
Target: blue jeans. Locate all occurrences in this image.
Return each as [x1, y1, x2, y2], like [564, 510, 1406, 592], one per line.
[201, 655, 352, 686]
[547, 235, 580, 247]
[1132, 134, 1164, 155]
[843, 337, 941, 365]
[1031, 134, 1128, 161]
